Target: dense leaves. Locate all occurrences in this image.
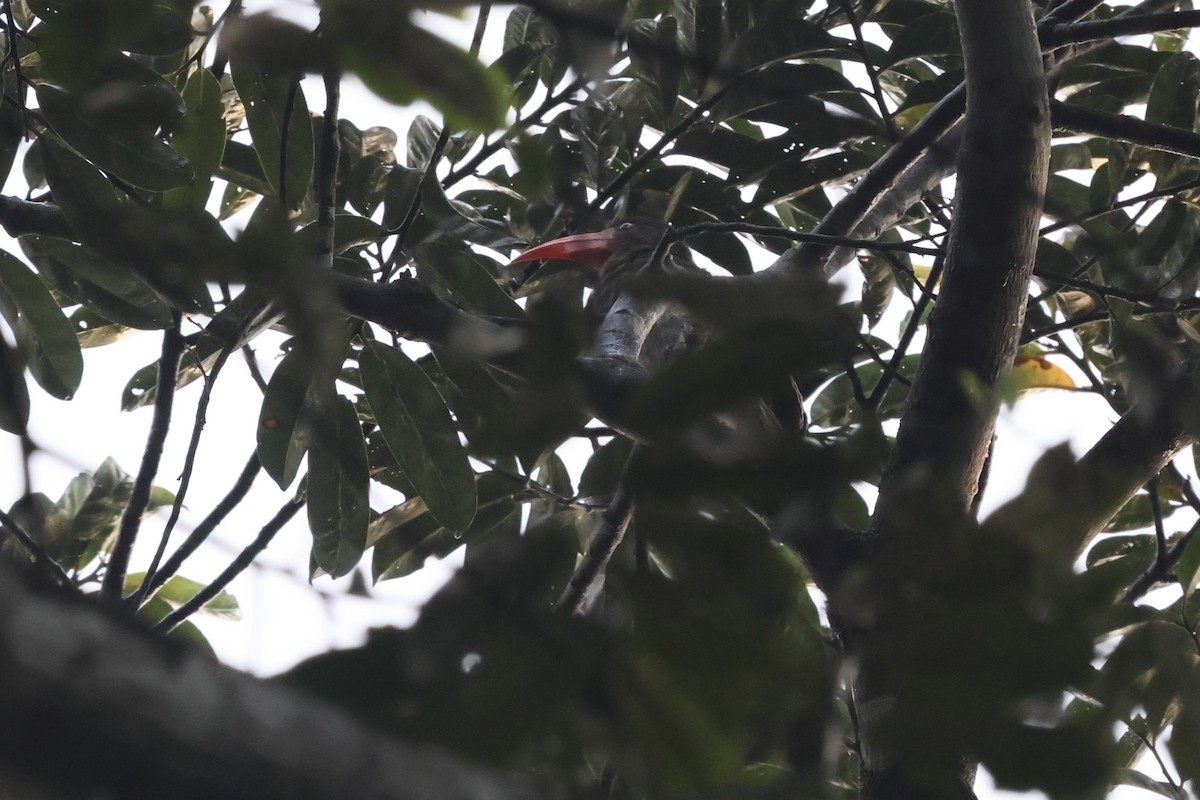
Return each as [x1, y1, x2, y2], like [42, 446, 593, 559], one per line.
[2, 0, 1200, 798]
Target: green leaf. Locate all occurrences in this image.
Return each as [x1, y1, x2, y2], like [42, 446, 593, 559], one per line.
[360, 340, 476, 532]
[126, 573, 242, 620]
[320, 6, 506, 131]
[296, 214, 387, 256]
[258, 347, 317, 489]
[416, 178, 524, 249]
[37, 65, 191, 191]
[122, 291, 278, 410]
[0, 250, 83, 399]
[411, 242, 524, 319]
[579, 435, 634, 501]
[136, 596, 216, 656]
[230, 62, 314, 210]
[20, 235, 173, 329]
[308, 394, 369, 578]
[407, 115, 442, 168]
[1172, 523, 1200, 599]
[0, 336, 30, 434]
[218, 140, 273, 197]
[165, 68, 228, 212]
[371, 471, 527, 582]
[55, 457, 173, 570]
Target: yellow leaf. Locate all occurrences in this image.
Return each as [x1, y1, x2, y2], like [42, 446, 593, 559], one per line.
[1011, 355, 1076, 392]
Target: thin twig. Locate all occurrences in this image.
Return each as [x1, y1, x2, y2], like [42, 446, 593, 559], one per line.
[1121, 518, 1200, 603]
[156, 496, 304, 631]
[866, 254, 944, 409]
[554, 445, 641, 615]
[1149, 476, 1167, 562]
[242, 344, 269, 392]
[840, 0, 898, 141]
[1021, 310, 1109, 344]
[444, 78, 586, 188]
[132, 305, 268, 608]
[317, 66, 342, 270]
[2, 0, 28, 117]
[590, 83, 734, 212]
[101, 312, 185, 603]
[671, 221, 941, 256]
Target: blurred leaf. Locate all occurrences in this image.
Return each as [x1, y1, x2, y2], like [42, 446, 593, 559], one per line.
[308, 394, 369, 578]
[1009, 354, 1076, 393]
[361, 340, 477, 532]
[136, 596, 216, 656]
[165, 68, 227, 212]
[320, 5, 506, 131]
[0, 250, 83, 399]
[36, 58, 192, 190]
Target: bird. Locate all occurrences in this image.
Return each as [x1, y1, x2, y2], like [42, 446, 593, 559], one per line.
[511, 219, 807, 461]
[510, 217, 694, 319]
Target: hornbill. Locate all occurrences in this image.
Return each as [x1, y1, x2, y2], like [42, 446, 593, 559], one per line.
[512, 219, 805, 462]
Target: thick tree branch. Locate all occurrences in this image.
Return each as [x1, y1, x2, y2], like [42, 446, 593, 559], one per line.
[0, 564, 554, 800]
[984, 374, 1196, 563]
[1041, 10, 1200, 46]
[1053, 100, 1200, 159]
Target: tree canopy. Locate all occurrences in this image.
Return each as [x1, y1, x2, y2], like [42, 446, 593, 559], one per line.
[2, 0, 1200, 798]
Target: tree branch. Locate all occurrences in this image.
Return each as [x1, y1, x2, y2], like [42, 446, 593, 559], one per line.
[0, 562, 555, 800]
[1041, 10, 1200, 46]
[1052, 100, 1200, 159]
[157, 497, 303, 632]
[101, 312, 186, 603]
[554, 445, 640, 615]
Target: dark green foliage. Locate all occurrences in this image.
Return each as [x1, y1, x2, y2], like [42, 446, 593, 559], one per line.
[2, 1, 1200, 798]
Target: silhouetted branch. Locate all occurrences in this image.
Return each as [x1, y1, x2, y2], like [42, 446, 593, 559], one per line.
[1041, 10, 1200, 46]
[554, 445, 640, 615]
[1052, 100, 1200, 159]
[157, 497, 304, 631]
[101, 312, 185, 603]
[141, 451, 262, 601]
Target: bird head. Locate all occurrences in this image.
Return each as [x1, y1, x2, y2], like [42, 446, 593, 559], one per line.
[510, 218, 675, 274]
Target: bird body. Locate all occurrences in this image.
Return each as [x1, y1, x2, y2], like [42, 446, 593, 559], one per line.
[511, 219, 804, 459]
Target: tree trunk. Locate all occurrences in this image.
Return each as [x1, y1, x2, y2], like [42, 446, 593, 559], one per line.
[860, 1, 1052, 797]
